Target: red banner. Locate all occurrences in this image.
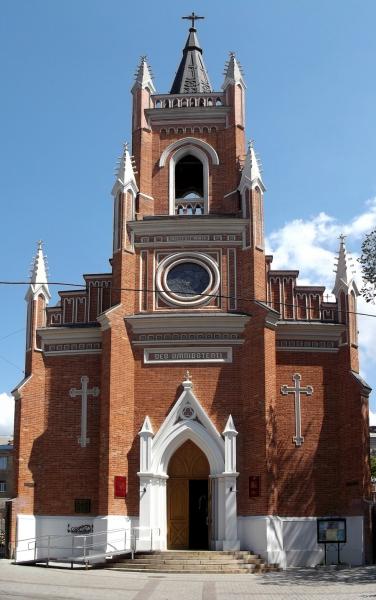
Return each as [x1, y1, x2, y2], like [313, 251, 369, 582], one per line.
[114, 476, 127, 498]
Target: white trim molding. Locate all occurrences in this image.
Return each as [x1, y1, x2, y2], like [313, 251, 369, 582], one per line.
[158, 137, 220, 168]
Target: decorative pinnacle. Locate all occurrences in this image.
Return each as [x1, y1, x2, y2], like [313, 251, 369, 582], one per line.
[132, 56, 156, 93]
[184, 370, 192, 382]
[332, 233, 359, 297]
[26, 240, 51, 302]
[222, 51, 246, 90]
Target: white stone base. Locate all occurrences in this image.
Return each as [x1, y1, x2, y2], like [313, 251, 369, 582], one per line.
[15, 513, 365, 568]
[15, 514, 138, 563]
[238, 515, 365, 568]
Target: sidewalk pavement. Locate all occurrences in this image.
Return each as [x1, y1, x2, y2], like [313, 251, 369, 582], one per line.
[0, 560, 376, 600]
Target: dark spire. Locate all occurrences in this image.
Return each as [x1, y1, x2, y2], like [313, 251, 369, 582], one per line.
[170, 15, 212, 95]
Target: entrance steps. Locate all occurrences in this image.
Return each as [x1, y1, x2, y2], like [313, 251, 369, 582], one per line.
[107, 550, 280, 574]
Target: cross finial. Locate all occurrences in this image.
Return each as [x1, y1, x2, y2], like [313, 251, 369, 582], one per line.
[182, 11, 205, 29]
[338, 233, 347, 244]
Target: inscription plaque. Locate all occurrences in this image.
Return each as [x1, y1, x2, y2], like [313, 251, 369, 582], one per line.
[144, 346, 232, 364]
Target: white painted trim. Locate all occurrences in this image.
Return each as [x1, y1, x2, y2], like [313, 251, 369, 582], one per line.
[126, 312, 250, 335]
[138, 192, 154, 201]
[276, 321, 345, 343]
[37, 327, 101, 346]
[159, 137, 219, 168]
[97, 303, 122, 331]
[12, 374, 33, 399]
[223, 189, 238, 199]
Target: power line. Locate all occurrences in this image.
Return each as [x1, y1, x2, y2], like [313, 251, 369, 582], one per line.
[1, 280, 376, 319]
[0, 327, 25, 343]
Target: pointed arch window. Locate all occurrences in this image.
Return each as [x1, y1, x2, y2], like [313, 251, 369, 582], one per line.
[169, 147, 208, 215]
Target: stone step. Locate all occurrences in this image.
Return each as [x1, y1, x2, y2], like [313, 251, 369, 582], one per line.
[125, 556, 263, 565]
[135, 551, 258, 560]
[105, 551, 280, 574]
[110, 565, 258, 574]
[114, 560, 258, 569]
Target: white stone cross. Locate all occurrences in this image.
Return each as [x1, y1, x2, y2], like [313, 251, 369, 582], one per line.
[69, 376, 100, 448]
[281, 373, 313, 447]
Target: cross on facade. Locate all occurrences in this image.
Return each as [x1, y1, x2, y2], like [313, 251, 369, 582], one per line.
[182, 12, 205, 29]
[69, 376, 100, 448]
[281, 373, 313, 447]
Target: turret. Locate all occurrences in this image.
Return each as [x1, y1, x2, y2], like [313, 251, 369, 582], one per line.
[131, 56, 155, 208]
[25, 241, 50, 371]
[333, 235, 359, 354]
[112, 143, 138, 253]
[222, 52, 246, 129]
[238, 141, 265, 250]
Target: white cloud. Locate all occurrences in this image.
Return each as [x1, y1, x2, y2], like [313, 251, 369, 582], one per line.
[0, 392, 14, 436]
[267, 197, 376, 407]
[369, 409, 376, 426]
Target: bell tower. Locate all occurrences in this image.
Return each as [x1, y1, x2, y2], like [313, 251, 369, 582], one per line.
[113, 13, 267, 311]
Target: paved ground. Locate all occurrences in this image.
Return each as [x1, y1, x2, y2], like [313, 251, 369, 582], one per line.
[1, 560, 376, 600]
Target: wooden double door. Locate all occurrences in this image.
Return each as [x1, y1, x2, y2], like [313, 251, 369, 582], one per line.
[167, 440, 210, 549]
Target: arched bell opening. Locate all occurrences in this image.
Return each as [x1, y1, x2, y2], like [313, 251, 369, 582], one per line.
[175, 154, 204, 200]
[167, 440, 210, 550]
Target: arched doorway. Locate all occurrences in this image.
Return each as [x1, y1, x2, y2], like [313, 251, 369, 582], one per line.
[167, 440, 210, 550]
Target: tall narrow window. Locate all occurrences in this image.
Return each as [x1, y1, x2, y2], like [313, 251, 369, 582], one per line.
[174, 154, 204, 216]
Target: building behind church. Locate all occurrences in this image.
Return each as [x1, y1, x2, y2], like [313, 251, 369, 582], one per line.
[11, 17, 372, 568]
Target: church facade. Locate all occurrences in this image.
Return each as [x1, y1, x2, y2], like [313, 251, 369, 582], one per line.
[12, 18, 372, 568]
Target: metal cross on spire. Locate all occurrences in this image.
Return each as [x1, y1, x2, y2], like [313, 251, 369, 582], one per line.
[182, 11, 205, 29]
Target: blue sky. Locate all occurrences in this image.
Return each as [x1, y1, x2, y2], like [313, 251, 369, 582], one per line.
[1, 0, 376, 433]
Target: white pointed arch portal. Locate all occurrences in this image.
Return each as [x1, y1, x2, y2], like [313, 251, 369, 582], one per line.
[137, 376, 240, 551]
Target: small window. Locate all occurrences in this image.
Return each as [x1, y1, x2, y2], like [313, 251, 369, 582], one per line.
[0, 457, 8, 470]
[0, 481, 6, 493]
[74, 499, 91, 513]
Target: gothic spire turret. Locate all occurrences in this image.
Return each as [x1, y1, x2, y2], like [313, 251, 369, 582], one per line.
[332, 235, 359, 297]
[239, 141, 265, 192]
[112, 143, 138, 197]
[26, 241, 51, 302]
[170, 15, 212, 94]
[222, 52, 246, 90]
[131, 56, 156, 94]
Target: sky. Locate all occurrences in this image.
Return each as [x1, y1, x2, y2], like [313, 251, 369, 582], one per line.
[1, 0, 376, 435]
